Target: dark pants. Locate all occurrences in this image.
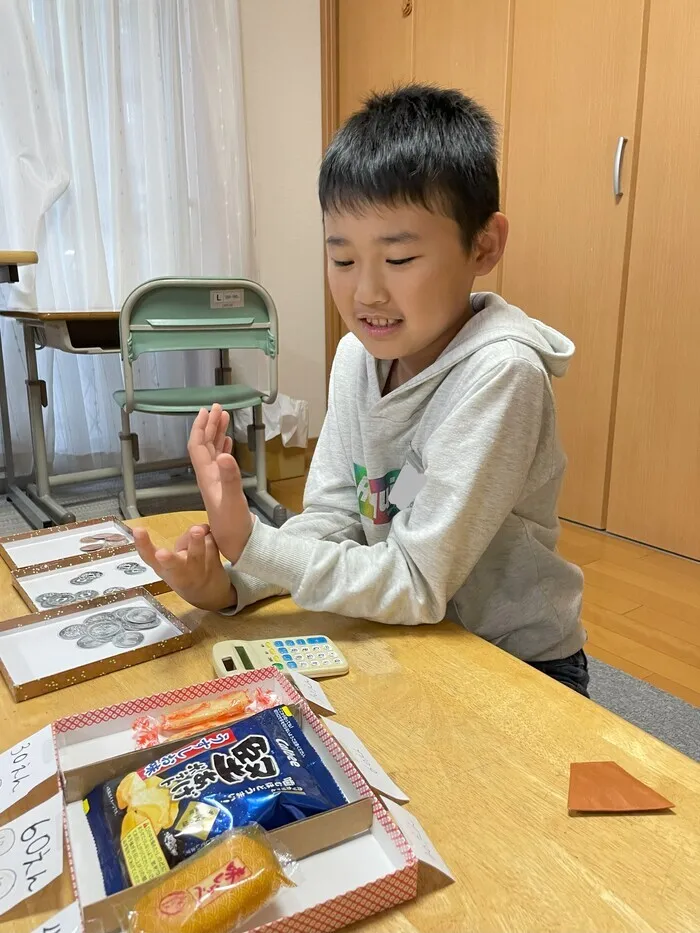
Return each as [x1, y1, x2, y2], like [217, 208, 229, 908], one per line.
[528, 648, 590, 698]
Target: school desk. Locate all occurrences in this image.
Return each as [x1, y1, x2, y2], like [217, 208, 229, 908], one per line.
[2, 510, 699, 933]
[0, 307, 194, 529]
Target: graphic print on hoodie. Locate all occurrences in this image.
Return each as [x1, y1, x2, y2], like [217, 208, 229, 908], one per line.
[353, 464, 400, 524]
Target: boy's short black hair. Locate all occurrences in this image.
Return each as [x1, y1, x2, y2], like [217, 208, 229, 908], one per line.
[319, 83, 500, 250]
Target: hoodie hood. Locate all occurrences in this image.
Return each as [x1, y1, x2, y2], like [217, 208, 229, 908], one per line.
[417, 291, 575, 381]
[364, 292, 575, 412]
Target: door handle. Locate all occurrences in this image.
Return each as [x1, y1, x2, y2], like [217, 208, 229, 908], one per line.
[613, 136, 628, 199]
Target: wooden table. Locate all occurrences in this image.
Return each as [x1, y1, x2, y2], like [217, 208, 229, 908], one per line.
[2, 511, 699, 933]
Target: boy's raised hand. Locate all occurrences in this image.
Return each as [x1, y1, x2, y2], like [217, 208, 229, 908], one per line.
[133, 523, 237, 612]
[187, 404, 253, 564]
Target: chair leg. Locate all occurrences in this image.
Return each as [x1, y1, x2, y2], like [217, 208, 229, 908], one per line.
[251, 404, 266, 494]
[119, 409, 140, 519]
[245, 404, 291, 526]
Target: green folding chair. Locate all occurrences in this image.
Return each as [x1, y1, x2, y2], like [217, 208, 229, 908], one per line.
[114, 276, 288, 525]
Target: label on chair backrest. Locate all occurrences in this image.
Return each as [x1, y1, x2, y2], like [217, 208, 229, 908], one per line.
[210, 288, 244, 309]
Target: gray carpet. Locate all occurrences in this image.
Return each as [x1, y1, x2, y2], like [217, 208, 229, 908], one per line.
[1, 474, 698, 759]
[588, 657, 699, 761]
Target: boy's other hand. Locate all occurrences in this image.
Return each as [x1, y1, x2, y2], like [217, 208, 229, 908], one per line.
[133, 524, 237, 612]
[187, 404, 254, 564]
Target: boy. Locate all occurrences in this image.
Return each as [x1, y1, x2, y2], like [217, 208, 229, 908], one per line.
[134, 84, 589, 697]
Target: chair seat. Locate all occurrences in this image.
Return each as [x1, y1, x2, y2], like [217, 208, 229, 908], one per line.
[113, 384, 263, 414]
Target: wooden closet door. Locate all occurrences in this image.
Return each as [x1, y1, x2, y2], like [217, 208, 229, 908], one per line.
[413, 0, 512, 294]
[607, 0, 700, 559]
[500, 0, 646, 528]
[338, 0, 413, 123]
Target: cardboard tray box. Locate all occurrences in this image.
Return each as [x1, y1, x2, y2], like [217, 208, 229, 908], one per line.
[49, 669, 418, 932]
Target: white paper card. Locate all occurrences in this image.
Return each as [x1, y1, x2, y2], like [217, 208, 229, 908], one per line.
[323, 719, 409, 802]
[381, 796, 454, 881]
[388, 462, 426, 510]
[30, 900, 82, 933]
[0, 726, 57, 817]
[290, 672, 336, 714]
[0, 792, 64, 917]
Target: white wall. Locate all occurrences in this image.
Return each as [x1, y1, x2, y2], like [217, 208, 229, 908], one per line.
[240, 0, 326, 438]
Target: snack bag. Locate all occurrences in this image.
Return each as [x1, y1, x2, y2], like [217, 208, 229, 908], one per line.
[127, 824, 296, 933]
[85, 705, 345, 895]
[132, 688, 281, 748]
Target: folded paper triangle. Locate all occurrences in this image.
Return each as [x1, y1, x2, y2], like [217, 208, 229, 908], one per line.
[568, 761, 674, 813]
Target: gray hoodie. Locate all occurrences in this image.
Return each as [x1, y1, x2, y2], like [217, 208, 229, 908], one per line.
[227, 292, 586, 663]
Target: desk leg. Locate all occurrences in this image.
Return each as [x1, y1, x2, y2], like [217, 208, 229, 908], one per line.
[22, 324, 75, 526]
[0, 325, 51, 528]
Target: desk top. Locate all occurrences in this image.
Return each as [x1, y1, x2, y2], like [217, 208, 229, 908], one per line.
[0, 309, 119, 322]
[0, 251, 38, 266]
[2, 511, 699, 933]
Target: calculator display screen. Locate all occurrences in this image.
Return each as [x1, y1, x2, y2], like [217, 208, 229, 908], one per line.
[236, 646, 254, 670]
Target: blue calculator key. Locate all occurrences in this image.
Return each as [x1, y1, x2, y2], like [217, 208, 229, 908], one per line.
[281, 653, 293, 661]
[285, 640, 295, 646]
[296, 638, 306, 645]
[287, 661, 298, 669]
[307, 636, 323, 644]
[273, 640, 284, 647]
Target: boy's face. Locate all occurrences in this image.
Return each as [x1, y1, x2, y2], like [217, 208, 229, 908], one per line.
[324, 202, 506, 372]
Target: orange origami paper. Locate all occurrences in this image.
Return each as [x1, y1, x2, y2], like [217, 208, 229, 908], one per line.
[568, 761, 675, 814]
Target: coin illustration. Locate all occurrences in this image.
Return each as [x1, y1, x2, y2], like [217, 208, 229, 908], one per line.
[72, 589, 99, 601]
[58, 623, 88, 640]
[112, 630, 145, 648]
[76, 633, 112, 649]
[70, 571, 104, 586]
[123, 607, 157, 626]
[104, 587, 126, 595]
[87, 618, 122, 639]
[84, 611, 118, 625]
[117, 561, 147, 575]
[0, 868, 16, 900]
[0, 828, 14, 858]
[36, 592, 74, 608]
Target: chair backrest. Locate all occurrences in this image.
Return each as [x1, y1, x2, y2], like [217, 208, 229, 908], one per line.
[119, 276, 278, 409]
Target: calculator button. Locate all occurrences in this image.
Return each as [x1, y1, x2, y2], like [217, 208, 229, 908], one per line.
[306, 637, 322, 644]
[333, 659, 342, 664]
[265, 641, 274, 649]
[311, 661, 319, 666]
[285, 640, 295, 646]
[273, 662, 284, 670]
[296, 638, 306, 645]
[287, 661, 298, 669]
[274, 640, 284, 647]
[281, 653, 293, 661]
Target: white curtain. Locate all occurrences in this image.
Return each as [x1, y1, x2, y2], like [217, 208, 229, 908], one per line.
[0, 0, 253, 474]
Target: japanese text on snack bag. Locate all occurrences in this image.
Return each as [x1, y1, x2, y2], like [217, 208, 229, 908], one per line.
[161, 735, 280, 801]
[141, 730, 233, 778]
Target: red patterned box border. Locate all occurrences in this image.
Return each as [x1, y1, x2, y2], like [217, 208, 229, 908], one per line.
[53, 670, 419, 933]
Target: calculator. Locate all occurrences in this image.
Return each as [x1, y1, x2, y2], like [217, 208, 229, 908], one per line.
[211, 636, 349, 679]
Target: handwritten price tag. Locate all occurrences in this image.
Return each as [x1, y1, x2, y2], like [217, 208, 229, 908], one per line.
[381, 796, 454, 881]
[0, 792, 64, 917]
[290, 672, 336, 714]
[0, 726, 57, 816]
[31, 900, 82, 933]
[323, 719, 409, 802]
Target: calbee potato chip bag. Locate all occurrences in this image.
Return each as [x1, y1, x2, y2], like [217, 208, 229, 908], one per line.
[84, 705, 346, 895]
